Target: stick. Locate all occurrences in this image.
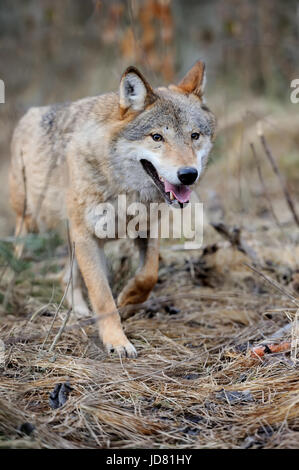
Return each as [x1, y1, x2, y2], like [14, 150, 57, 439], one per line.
[259, 131, 299, 227]
[211, 222, 260, 265]
[250, 142, 281, 228]
[48, 224, 75, 353]
[48, 307, 72, 353]
[244, 263, 299, 307]
[41, 227, 75, 350]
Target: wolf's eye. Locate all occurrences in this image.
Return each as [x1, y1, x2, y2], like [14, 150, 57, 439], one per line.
[191, 132, 200, 140]
[152, 133, 163, 142]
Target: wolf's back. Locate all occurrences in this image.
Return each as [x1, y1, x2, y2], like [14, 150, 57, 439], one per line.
[10, 104, 70, 228]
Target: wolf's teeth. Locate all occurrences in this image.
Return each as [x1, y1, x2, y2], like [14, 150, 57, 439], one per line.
[160, 176, 165, 182]
[170, 192, 174, 201]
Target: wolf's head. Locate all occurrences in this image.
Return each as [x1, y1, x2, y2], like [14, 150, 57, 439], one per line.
[111, 61, 216, 207]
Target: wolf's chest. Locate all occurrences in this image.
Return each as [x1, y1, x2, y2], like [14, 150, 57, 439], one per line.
[84, 193, 157, 240]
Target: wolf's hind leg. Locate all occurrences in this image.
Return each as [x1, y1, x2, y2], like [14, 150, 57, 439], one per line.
[14, 214, 38, 259]
[117, 237, 159, 307]
[62, 257, 90, 317]
[14, 216, 27, 259]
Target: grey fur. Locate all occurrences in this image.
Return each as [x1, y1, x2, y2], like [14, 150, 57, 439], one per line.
[121, 90, 215, 142]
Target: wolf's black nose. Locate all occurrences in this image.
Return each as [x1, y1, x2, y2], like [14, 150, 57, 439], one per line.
[177, 167, 198, 185]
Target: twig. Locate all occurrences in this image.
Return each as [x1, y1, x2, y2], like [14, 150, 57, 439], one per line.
[259, 130, 299, 227]
[48, 223, 74, 353]
[266, 322, 296, 341]
[244, 263, 299, 307]
[29, 287, 56, 324]
[42, 227, 75, 350]
[211, 222, 260, 265]
[48, 307, 73, 353]
[250, 142, 281, 228]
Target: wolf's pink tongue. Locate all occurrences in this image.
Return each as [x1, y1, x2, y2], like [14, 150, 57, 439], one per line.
[164, 180, 192, 203]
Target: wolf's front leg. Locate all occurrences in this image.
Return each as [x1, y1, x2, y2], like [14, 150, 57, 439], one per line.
[118, 237, 159, 307]
[71, 225, 137, 358]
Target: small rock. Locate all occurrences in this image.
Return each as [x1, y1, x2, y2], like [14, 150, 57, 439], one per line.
[18, 422, 35, 436]
[184, 414, 204, 424]
[216, 389, 254, 404]
[164, 305, 180, 315]
[49, 382, 72, 409]
[183, 426, 200, 436]
[183, 373, 200, 380]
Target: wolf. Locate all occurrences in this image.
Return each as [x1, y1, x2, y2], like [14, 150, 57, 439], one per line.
[9, 60, 216, 358]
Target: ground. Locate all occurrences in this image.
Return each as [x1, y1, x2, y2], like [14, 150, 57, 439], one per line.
[0, 100, 298, 449]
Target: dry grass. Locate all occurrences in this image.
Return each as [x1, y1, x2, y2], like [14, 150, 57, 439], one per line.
[0, 231, 298, 448]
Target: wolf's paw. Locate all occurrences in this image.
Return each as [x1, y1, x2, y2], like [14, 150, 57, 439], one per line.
[67, 288, 90, 317]
[117, 278, 152, 307]
[100, 324, 138, 358]
[73, 303, 90, 317]
[105, 340, 138, 358]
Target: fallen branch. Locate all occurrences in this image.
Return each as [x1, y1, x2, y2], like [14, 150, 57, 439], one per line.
[211, 222, 260, 265]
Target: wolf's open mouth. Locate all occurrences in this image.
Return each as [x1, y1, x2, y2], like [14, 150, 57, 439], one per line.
[140, 159, 191, 208]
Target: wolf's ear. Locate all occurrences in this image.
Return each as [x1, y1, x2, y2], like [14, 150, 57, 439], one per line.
[177, 61, 206, 98]
[119, 66, 156, 114]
